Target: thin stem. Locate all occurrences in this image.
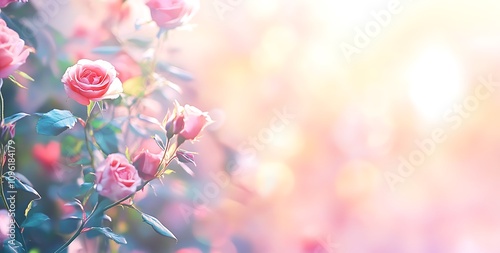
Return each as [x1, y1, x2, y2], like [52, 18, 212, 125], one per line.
[0, 91, 4, 122]
[150, 31, 168, 76]
[155, 138, 170, 178]
[54, 204, 99, 253]
[54, 104, 99, 253]
[93, 139, 180, 217]
[84, 125, 94, 169]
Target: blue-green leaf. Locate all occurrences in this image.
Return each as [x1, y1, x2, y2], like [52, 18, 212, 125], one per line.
[153, 134, 166, 151]
[22, 213, 50, 228]
[3, 113, 29, 125]
[3, 239, 25, 253]
[89, 227, 127, 244]
[94, 126, 119, 155]
[141, 213, 177, 241]
[158, 62, 193, 81]
[36, 109, 77, 136]
[5, 174, 41, 199]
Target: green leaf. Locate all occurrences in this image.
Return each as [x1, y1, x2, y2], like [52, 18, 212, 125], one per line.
[84, 172, 96, 183]
[89, 227, 127, 244]
[22, 213, 50, 228]
[6, 175, 41, 199]
[3, 240, 25, 253]
[36, 109, 77, 136]
[90, 119, 121, 133]
[8, 76, 27, 89]
[16, 71, 34, 81]
[153, 134, 166, 151]
[141, 213, 177, 241]
[77, 182, 94, 204]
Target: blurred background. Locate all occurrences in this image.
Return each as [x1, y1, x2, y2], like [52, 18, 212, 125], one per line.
[4, 0, 500, 252]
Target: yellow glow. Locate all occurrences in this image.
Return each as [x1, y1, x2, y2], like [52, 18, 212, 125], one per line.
[269, 125, 303, 159]
[246, 0, 280, 19]
[255, 162, 295, 198]
[251, 25, 298, 73]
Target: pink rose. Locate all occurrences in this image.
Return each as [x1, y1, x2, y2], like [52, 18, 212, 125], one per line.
[61, 59, 123, 105]
[132, 150, 162, 180]
[95, 154, 141, 201]
[0, 210, 9, 242]
[0, 19, 31, 78]
[179, 104, 212, 140]
[146, 0, 199, 29]
[0, 0, 27, 8]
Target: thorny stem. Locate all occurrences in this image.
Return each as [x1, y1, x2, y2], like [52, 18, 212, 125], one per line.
[55, 135, 180, 253]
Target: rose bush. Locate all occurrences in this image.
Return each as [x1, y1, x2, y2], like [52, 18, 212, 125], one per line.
[95, 153, 141, 201]
[0, 19, 31, 78]
[61, 59, 123, 105]
[146, 0, 199, 29]
[0, 1, 213, 252]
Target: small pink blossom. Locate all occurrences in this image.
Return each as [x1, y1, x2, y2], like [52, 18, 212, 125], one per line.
[95, 154, 141, 201]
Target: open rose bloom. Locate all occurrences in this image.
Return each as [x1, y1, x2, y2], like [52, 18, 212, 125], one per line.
[95, 154, 141, 201]
[61, 59, 123, 105]
[0, 19, 31, 78]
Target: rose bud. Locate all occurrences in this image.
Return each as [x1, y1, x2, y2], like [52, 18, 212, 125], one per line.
[61, 59, 123, 105]
[0, 19, 31, 78]
[146, 0, 199, 30]
[163, 101, 185, 139]
[176, 149, 196, 166]
[95, 154, 141, 201]
[178, 104, 212, 141]
[132, 150, 163, 181]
